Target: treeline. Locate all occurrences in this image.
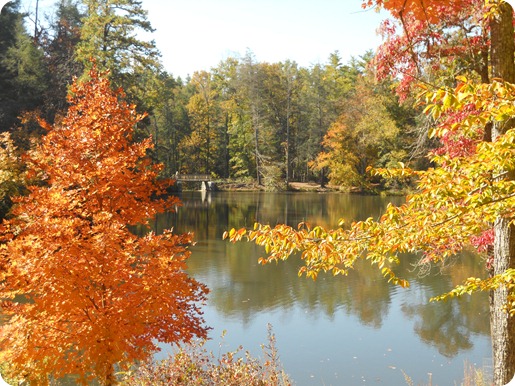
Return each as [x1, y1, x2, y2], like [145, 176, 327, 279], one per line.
[1, 0, 420, 192]
[164, 52, 419, 190]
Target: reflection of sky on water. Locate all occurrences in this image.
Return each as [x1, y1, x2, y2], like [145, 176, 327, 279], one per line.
[156, 287, 491, 385]
[153, 192, 492, 385]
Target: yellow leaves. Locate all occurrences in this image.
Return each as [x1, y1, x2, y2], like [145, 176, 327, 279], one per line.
[422, 87, 450, 122]
[223, 227, 247, 242]
[430, 272, 515, 303]
[425, 78, 515, 137]
[369, 163, 416, 183]
[380, 266, 410, 288]
[398, 279, 410, 288]
[442, 90, 457, 110]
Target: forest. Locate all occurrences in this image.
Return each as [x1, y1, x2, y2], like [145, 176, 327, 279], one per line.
[0, 0, 421, 199]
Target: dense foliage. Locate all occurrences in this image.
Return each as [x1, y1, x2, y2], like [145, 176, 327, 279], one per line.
[0, 68, 208, 384]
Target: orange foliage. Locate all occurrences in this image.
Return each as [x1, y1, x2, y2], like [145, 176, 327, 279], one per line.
[362, 0, 469, 23]
[0, 68, 208, 384]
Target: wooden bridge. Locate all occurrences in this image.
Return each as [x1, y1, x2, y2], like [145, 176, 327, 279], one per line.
[174, 174, 216, 191]
[175, 174, 211, 182]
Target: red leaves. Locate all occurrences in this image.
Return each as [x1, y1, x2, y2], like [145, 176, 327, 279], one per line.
[470, 228, 494, 253]
[371, 0, 487, 99]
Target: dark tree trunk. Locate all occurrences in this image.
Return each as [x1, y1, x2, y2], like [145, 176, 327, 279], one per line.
[489, 3, 515, 385]
[491, 3, 515, 83]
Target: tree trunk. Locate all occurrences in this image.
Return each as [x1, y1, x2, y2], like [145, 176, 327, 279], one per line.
[489, 3, 515, 384]
[253, 106, 262, 185]
[285, 80, 291, 188]
[491, 2, 515, 83]
[491, 217, 515, 385]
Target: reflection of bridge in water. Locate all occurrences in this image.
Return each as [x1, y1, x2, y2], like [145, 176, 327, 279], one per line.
[174, 174, 216, 191]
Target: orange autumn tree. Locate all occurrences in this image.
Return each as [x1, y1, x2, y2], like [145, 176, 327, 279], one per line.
[0, 68, 208, 385]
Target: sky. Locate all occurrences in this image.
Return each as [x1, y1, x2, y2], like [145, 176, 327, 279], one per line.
[11, 0, 388, 79]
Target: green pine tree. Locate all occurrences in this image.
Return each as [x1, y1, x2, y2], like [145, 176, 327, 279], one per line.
[75, 0, 161, 93]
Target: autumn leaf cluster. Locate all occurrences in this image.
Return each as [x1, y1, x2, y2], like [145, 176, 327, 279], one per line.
[362, 0, 471, 23]
[0, 69, 208, 384]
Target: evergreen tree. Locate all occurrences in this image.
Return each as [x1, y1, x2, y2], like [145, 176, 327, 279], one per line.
[75, 0, 161, 103]
[42, 0, 85, 120]
[0, 0, 48, 133]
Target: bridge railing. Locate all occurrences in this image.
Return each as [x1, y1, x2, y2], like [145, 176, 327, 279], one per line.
[175, 174, 211, 181]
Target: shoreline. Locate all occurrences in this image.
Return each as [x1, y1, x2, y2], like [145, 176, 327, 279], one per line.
[215, 181, 341, 192]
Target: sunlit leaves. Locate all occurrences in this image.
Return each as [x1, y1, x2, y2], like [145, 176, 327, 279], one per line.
[0, 133, 25, 216]
[311, 72, 407, 189]
[76, 0, 160, 80]
[363, 0, 470, 23]
[432, 269, 515, 316]
[0, 68, 208, 384]
[371, 0, 487, 99]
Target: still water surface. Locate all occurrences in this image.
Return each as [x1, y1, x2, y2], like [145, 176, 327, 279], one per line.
[152, 191, 491, 386]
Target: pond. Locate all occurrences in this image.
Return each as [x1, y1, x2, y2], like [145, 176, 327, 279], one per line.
[151, 191, 492, 386]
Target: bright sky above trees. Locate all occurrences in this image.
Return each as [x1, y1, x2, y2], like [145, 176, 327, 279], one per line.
[16, 0, 385, 78]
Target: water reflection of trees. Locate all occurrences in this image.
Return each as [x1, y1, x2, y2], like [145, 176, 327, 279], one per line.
[398, 251, 490, 357]
[195, 241, 393, 328]
[149, 192, 489, 357]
